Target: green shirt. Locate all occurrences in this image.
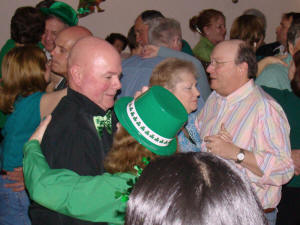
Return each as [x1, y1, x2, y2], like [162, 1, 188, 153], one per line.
[192, 36, 214, 62]
[23, 140, 136, 224]
[181, 39, 194, 56]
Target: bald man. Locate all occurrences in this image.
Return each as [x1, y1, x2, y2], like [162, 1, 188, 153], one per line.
[29, 37, 122, 225]
[196, 40, 293, 225]
[49, 26, 92, 90]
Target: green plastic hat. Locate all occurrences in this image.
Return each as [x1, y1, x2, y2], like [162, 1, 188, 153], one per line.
[40, 1, 78, 26]
[114, 86, 188, 156]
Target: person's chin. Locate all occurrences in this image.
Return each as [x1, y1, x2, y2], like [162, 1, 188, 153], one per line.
[210, 79, 218, 89]
[51, 67, 60, 75]
[103, 100, 115, 110]
[191, 105, 198, 112]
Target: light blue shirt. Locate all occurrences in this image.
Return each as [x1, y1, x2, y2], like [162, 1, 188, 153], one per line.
[255, 54, 292, 91]
[119, 55, 164, 98]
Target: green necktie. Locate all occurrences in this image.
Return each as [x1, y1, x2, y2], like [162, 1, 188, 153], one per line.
[93, 110, 112, 138]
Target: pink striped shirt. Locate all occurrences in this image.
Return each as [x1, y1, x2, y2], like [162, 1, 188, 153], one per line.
[196, 79, 294, 209]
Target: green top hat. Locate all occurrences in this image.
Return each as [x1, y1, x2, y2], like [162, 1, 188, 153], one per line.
[40, 1, 78, 26]
[114, 86, 188, 156]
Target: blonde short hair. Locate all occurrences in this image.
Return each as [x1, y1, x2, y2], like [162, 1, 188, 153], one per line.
[149, 58, 197, 90]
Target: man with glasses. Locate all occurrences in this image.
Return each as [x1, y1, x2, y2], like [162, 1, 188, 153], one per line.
[196, 40, 293, 225]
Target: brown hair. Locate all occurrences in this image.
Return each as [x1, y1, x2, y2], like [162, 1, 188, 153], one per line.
[189, 9, 225, 35]
[235, 42, 258, 79]
[230, 15, 264, 50]
[11, 7, 46, 44]
[104, 126, 158, 174]
[149, 58, 196, 90]
[0, 46, 47, 113]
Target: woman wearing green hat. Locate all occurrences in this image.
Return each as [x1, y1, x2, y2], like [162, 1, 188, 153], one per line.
[23, 86, 188, 224]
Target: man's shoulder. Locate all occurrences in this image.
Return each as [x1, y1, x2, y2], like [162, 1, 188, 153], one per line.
[122, 55, 164, 68]
[255, 62, 289, 89]
[259, 62, 287, 76]
[252, 86, 287, 117]
[120, 56, 164, 96]
[52, 94, 77, 116]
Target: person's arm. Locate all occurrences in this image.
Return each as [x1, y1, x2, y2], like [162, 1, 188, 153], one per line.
[292, 150, 300, 175]
[204, 124, 263, 176]
[39, 88, 67, 119]
[257, 55, 288, 77]
[23, 117, 134, 223]
[3, 167, 25, 192]
[205, 104, 294, 185]
[204, 135, 263, 176]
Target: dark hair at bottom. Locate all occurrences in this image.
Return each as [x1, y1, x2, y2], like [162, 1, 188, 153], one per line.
[125, 152, 267, 225]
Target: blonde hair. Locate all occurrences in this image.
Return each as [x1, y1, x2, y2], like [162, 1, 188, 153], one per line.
[149, 58, 196, 90]
[0, 45, 47, 113]
[104, 126, 158, 174]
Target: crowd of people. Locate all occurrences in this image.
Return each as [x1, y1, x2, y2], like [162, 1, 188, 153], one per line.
[0, 1, 299, 225]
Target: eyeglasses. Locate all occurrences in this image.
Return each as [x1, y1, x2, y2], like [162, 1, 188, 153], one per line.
[209, 59, 234, 68]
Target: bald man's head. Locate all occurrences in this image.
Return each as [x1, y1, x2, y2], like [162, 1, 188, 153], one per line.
[207, 40, 255, 96]
[68, 36, 122, 110]
[51, 26, 92, 77]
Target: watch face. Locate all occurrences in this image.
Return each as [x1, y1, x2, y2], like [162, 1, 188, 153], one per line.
[237, 152, 245, 161]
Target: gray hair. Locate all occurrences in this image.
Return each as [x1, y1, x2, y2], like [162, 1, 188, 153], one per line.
[148, 18, 182, 47]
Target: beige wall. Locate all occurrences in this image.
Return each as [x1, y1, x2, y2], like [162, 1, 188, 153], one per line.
[1, 0, 300, 49]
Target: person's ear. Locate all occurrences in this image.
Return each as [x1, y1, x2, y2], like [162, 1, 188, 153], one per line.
[174, 36, 182, 51]
[203, 26, 210, 36]
[171, 36, 182, 51]
[69, 65, 82, 86]
[238, 62, 248, 74]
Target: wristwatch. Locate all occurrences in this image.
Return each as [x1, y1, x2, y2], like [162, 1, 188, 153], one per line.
[236, 149, 245, 164]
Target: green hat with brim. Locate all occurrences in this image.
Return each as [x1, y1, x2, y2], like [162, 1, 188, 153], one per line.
[40, 1, 78, 26]
[114, 86, 188, 156]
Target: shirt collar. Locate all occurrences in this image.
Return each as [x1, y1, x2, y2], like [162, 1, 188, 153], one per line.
[215, 79, 255, 105]
[67, 88, 109, 116]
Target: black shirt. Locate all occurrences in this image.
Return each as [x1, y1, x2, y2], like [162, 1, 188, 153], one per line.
[30, 88, 117, 225]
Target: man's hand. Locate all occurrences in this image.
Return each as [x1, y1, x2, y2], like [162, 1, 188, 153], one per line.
[3, 167, 25, 192]
[217, 123, 232, 142]
[134, 86, 149, 99]
[204, 134, 238, 160]
[291, 150, 300, 175]
[141, 45, 160, 58]
[204, 124, 236, 159]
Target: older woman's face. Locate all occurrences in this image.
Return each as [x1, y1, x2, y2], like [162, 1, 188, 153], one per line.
[169, 72, 200, 113]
